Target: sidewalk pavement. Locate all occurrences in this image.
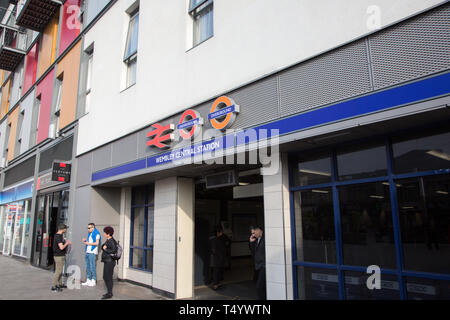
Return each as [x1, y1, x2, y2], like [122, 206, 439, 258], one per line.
[0, 254, 168, 300]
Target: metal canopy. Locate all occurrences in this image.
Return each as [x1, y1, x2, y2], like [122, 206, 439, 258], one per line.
[15, 0, 63, 32]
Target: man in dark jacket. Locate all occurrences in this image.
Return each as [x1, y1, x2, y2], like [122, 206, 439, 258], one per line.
[101, 226, 118, 300]
[210, 225, 231, 290]
[249, 226, 266, 300]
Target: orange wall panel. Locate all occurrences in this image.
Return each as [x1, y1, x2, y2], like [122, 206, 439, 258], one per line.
[56, 40, 82, 129]
[1, 80, 11, 119]
[7, 108, 19, 162]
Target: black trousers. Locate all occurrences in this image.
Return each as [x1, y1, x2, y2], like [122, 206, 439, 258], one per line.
[255, 267, 266, 300]
[103, 261, 115, 295]
[212, 267, 224, 285]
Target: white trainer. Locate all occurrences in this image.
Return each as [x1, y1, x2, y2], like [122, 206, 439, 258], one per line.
[88, 279, 96, 287]
[81, 279, 91, 286]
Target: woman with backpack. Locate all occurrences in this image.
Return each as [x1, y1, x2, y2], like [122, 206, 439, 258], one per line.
[101, 226, 118, 300]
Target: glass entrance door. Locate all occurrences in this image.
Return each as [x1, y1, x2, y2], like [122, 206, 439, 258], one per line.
[2, 205, 16, 255]
[32, 190, 69, 269]
[0, 206, 6, 251]
[32, 196, 45, 266]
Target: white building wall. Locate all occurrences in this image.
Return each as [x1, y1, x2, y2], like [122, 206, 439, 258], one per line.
[263, 153, 292, 300]
[153, 176, 177, 295]
[77, 0, 445, 156]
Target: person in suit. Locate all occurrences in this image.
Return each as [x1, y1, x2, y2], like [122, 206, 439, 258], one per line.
[249, 226, 266, 300]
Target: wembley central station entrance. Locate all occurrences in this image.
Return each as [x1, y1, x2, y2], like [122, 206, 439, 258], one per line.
[193, 169, 265, 300]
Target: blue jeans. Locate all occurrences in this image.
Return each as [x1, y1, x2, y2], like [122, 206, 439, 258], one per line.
[85, 253, 97, 280]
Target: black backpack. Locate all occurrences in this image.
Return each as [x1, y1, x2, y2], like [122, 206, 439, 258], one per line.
[110, 239, 123, 260]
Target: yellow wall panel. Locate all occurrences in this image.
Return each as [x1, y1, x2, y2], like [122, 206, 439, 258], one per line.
[56, 40, 82, 129]
[38, 15, 59, 79]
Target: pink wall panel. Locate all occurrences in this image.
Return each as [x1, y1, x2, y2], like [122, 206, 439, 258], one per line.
[22, 41, 39, 95]
[59, 0, 81, 55]
[35, 68, 55, 144]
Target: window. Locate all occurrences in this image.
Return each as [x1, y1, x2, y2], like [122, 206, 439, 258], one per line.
[29, 96, 41, 148]
[85, 52, 93, 113]
[392, 130, 450, 174]
[289, 126, 450, 300]
[124, 9, 139, 88]
[293, 188, 336, 264]
[15, 110, 25, 157]
[338, 182, 396, 269]
[54, 76, 63, 134]
[190, 0, 213, 46]
[130, 185, 154, 272]
[397, 175, 450, 274]
[337, 143, 388, 181]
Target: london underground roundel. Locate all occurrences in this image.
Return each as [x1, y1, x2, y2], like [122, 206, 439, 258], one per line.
[208, 96, 240, 131]
[177, 109, 204, 140]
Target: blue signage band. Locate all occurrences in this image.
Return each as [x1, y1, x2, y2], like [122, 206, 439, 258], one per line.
[92, 72, 450, 182]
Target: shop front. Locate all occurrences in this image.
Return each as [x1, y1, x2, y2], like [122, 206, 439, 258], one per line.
[31, 171, 70, 269]
[0, 180, 33, 258]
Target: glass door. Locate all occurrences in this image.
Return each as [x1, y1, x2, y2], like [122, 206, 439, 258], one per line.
[2, 205, 16, 255]
[40, 195, 53, 268]
[0, 206, 6, 251]
[11, 201, 30, 257]
[11, 202, 24, 257]
[32, 195, 46, 266]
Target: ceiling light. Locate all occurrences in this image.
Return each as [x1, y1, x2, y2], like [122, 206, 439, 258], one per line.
[312, 189, 329, 194]
[299, 169, 331, 177]
[370, 195, 384, 199]
[427, 150, 450, 161]
[436, 190, 448, 195]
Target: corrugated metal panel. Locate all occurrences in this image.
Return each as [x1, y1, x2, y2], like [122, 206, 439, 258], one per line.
[369, 4, 450, 90]
[39, 136, 73, 173]
[92, 144, 112, 173]
[279, 40, 372, 117]
[4, 155, 35, 187]
[111, 133, 138, 167]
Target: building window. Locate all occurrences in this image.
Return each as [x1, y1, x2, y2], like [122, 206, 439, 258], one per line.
[85, 51, 93, 113]
[130, 185, 154, 272]
[29, 96, 41, 148]
[190, 0, 213, 46]
[290, 126, 450, 300]
[14, 110, 25, 157]
[54, 76, 63, 135]
[124, 9, 139, 88]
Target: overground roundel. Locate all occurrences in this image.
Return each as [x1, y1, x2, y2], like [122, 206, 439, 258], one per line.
[178, 109, 204, 140]
[208, 96, 240, 131]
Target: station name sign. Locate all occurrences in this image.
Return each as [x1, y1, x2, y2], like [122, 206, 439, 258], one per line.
[146, 96, 239, 149]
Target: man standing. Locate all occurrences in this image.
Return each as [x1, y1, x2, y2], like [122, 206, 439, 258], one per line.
[82, 223, 101, 287]
[249, 226, 266, 300]
[209, 225, 231, 290]
[52, 224, 71, 292]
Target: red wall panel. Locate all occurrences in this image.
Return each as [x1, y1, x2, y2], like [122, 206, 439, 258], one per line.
[35, 68, 54, 144]
[59, 0, 81, 55]
[22, 41, 39, 95]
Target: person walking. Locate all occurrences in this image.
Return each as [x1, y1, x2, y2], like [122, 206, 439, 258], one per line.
[249, 226, 266, 300]
[209, 225, 231, 290]
[51, 224, 72, 292]
[82, 223, 101, 287]
[101, 226, 118, 299]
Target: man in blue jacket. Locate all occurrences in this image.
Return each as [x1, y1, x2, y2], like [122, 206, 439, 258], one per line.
[82, 223, 101, 287]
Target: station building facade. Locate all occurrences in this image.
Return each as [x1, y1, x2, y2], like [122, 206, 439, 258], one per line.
[0, 0, 449, 300]
[71, 0, 450, 300]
